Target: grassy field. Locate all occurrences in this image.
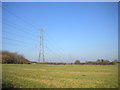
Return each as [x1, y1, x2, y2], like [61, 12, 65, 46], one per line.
[2, 64, 118, 88]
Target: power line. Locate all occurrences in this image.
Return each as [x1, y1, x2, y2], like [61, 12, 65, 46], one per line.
[44, 50, 57, 62]
[3, 19, 40, 42]
[3, 37, 31, 45]
[44, 35, 69, 61]
[45, 46, 66, 62]
[3, 30, 39, 42]
[44, 31, 66, 53]
[44, 31, 72, 62]
[3, 41, 28, 47]
[2, 6, 38, 29]
[3, 21, 35, 35]
[43, 30, 68, 62]
[45, 39, 66, 56]
[2, 7, 71, 62]
[2, 17, 37, 35]
[35, 46, 65, 62]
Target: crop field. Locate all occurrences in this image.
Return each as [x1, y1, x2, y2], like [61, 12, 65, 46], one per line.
[2, 64, 118, 88]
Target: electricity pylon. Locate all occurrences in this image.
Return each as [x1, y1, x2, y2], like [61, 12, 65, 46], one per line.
[38, 28, 45, 62]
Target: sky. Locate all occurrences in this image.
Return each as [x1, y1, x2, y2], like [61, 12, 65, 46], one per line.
[2, 2, 118, 62]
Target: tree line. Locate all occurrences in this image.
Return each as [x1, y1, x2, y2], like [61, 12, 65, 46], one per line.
[0, 50, 118, 65]
[0, 50, 30, 64]
[31, 59, 118, 65]
[74, 59, 118, 65]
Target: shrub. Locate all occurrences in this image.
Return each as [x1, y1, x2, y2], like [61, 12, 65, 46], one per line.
[1, 50, 31, 64]
[96, 59, 110, 65]
[75, 60, 80, 65]
[2, 55, 13, 64]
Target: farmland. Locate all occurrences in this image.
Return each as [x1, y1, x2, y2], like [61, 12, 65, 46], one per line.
[2, 64, 118, 88]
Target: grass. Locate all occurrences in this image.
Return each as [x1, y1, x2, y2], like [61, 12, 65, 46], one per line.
[2, 64, 118, 88]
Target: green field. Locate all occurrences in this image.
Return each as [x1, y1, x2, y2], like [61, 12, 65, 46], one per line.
[2, 64, 118, 88]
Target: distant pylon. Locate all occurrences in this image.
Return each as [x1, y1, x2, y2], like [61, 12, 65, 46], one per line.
[38, 28, 45, 62]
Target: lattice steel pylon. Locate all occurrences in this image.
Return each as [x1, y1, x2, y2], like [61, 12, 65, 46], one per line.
[38, 28, 45, 62]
